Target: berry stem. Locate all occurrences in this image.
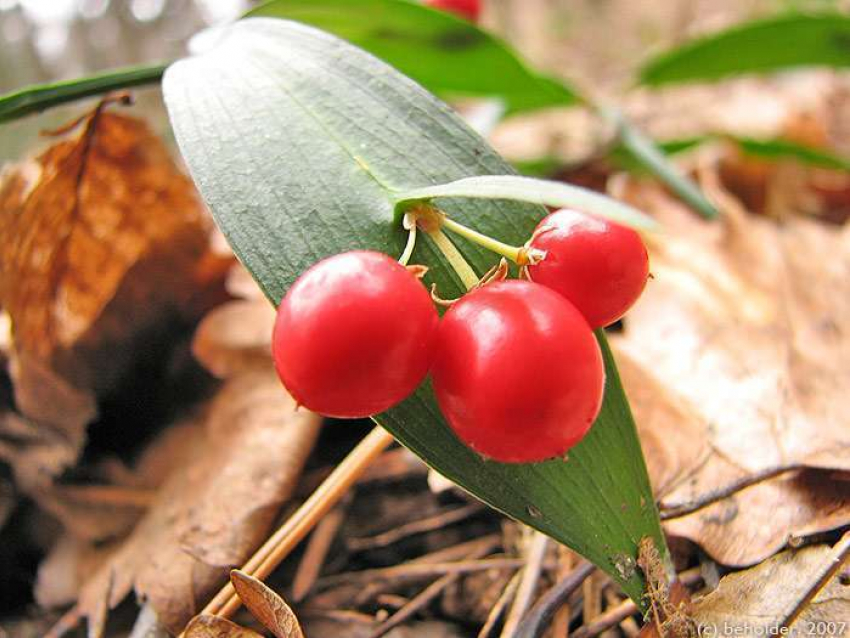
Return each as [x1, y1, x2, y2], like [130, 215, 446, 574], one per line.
[424, 227, 480, 291]
[440, 216, 524, 264]
[398, 212, 418, 266]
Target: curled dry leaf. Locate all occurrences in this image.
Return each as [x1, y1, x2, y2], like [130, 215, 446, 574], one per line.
[192, 299, 276, 379]
[0, 352, 97, 491]
[185, 614, 265, 638]
[0, 104, 212, 483]
[690, 534, 850, 637]
[73, 369, 321, 635]
[230, 570, 305, 638]
[0, 105, 207, 360]
[612, 179, 850, 565]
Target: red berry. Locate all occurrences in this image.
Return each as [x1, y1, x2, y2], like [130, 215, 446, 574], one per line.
[431, 280, 604, 463]
[273, 251, 438, 418]
[425, 0, 481, 22]
[527, 209, 649, 329]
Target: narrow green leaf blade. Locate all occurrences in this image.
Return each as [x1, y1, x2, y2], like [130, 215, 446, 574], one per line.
[163, 18, 666, 604]
[397, 175, 660, 230]
[248, 0, 578, 113]
[639, 13, 850, 86]
[607, 110, 719, 219]
[0, 63, 166, 124]
[734, 136, 850, 171]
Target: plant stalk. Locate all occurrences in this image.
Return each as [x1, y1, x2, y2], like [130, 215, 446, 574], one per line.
[424, 227, 480, 291]
[441, 216, 524, 264]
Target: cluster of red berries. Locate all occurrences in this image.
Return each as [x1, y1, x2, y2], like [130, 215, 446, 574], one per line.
[272, 209, 649, 463]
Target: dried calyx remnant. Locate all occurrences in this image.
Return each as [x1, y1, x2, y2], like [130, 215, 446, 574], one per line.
[638, 536, 696, 637]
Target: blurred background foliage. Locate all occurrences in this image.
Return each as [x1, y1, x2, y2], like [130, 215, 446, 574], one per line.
[1, 0, 848, 162]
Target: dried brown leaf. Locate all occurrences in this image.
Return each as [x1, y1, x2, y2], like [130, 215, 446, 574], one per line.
[0, 105, 213, 484]
[0, 106, 207, 358]
[192, 299, 276, 379]
[613, 180, 850, 565]
[73, 368, 321, 635]
[231, 570, 304, 638]
[185, 614, 265, 638]
[690, 535, 850, 637]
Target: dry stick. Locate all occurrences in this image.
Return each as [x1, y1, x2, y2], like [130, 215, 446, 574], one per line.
[659, 463, 804, 520]
[581, 572, 604, 636]
[512, 561, 596, 638]
[570, 567, 704, 638]
[319, 558, 524, 589]
[364, 544, 503, 638]
[181, 425, 394, 634]
[347, 501, 485, 551]
[366, 571, 460, 638]
[479, 572, 523, 638]
[306, 536, 500, 609]
[551, 548, 575, 638]
[781, 530, 850, 631]
[291, 496, 351, 602]
[571, 599, 636, 638]
[501, 531, 551, 638]
[605, 589, 639, 638]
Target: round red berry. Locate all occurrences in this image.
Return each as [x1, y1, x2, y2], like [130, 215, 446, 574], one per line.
[431, 280, 605, 463]
[527, 209, 649, 329]
[273, 251, 438, 418]
[425, 0, 480, 22]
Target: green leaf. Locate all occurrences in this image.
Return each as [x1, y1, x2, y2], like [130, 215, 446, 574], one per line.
[608, 110, 719, 219]
[164, 18, 666, 605]
[639, 13, 850, 86]
[612, 135, 850, 173]
[396, 175, 659, 230]
[734, 136, 850, 171]
[247, 0, 578, 113]
[0, 63, 166, 124]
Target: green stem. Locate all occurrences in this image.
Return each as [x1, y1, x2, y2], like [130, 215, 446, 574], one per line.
[398, 218, 417, 266]
[424, 228, 479, 291]
[441, 216, 524, 264]
[601, 106, 719, 220]
[0, 63, 167, 124]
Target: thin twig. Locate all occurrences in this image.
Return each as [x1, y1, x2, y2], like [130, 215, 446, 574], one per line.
[180, 426, 394, 635]
[659, 464, 804, 520]
[365, 571, 459, 638]
[781, 531, 850, 631]
[501, 531, 550, 638]
[572, 567, 704, 638]
[479, 572, 523, 638]
[347, 501, 486, 551]
[551, 548, 576, 638]
[314, 535, 501, 608]
[364, 543, 500, 638]
[317, 558, 524, 590]
[512, 562, 595, 638]
[291, 496, 351, 602]
[571, 599, 635, 638]
[605, 589, 639, 637]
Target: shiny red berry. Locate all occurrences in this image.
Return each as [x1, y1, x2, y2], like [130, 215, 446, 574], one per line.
[425, 0, 480, 22]
[273, 251, 438, 418]
[431, 280, 605, 463]
[527, 209, 649, 329]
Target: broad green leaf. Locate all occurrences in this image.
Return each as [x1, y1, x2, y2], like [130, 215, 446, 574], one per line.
[247, 0, 577, 114]
[164, 17, 666, 605]
[639, 13, 850, 86]
[0, 64, 166, 124]
[396, 175, 660, 230]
